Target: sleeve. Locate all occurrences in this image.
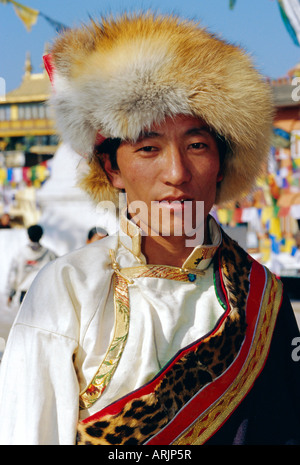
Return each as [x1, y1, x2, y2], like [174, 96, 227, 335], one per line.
[0, 261, 81, 445]
[5, 255, 19, 299]
[0, 325, 79, 445]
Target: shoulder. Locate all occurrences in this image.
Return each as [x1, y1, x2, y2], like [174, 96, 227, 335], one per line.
[42, 233, 117, 278]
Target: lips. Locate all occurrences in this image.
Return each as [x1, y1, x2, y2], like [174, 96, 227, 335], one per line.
[158, 196, 193, 203]
[155, 197, 194, 212]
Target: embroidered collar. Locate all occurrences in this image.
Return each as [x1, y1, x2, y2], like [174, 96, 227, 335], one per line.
[118, 209, 221, 271]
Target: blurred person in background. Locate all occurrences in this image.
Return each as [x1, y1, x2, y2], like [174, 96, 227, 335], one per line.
[86, 227, 108, 244]
[0, 213, 11, 229]
[6, 224, 57, 305]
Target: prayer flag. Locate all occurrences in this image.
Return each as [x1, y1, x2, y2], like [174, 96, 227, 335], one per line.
[11, 0, 39, 31]
[261, 206, 273, 225]
[22, 167, 29, 183]
[233, 208, 243, 224]
[6, 168, 13, 182]
[291, 204, 300, 218]
[269, 217, 281, 239]
[13, 167, 22, 183]
[281, 237, 295, 254]
[277, 0, 300, 46]
[39, 12, 68, 33]
[278, 206, 290, 217]
[30, 166, 36, 181]
[1, 0, 68, 33]
[216, 208, 228, 224]
[272, 127, 290, 148]
[260, 236, 271, 263]
[0, 168, 6, 185]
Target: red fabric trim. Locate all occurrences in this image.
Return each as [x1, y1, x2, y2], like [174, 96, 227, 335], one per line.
[147, 261, 267, 444]
[81, 260, 273, 446]
[81, 280, 232, 425]
[81, 257, 245, 426]
[202, 275, 283, 444]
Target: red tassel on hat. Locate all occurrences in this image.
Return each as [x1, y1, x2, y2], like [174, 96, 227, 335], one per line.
[43, 54, 55, 84]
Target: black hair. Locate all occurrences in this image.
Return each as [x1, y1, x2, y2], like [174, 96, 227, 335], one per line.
[87, 227, 108, 240]
[94, 138, 121, 170]
[87, 227, 98, 240]
[215, 134, 228, 173]
[27, 224, 43, 243]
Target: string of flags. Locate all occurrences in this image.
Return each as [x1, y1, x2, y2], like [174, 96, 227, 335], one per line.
[214, 124, 300, 257]
[277, 0, 300, 46]
[230, 0, 300, 47]
[0, 0, 68, 32]
[2, 0, 300, 47]
[215, 203, 300, 256]
[0, 162, 50, 189]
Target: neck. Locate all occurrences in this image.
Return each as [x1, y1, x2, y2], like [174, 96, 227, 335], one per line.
[141, 219, 211, 267]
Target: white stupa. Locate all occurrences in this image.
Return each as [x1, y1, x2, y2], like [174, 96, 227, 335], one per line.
[37, 143, 119, 256]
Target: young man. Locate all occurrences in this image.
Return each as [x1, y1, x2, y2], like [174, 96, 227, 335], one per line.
[0, 12, 299, 445]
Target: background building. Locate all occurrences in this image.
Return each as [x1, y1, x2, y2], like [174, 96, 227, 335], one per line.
[214, 65, 300, 293]
[0, 50, 58, 226]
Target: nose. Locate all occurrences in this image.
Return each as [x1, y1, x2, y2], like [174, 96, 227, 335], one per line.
[162, 145, 191, 186]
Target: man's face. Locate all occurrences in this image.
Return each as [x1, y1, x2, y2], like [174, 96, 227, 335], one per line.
[106, 114, 222, 240]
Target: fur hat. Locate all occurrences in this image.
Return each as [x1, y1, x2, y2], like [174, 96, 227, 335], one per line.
[45, 12, 273, 205]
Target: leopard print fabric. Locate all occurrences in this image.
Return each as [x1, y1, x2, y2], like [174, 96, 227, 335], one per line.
[76, 233, 251, 445]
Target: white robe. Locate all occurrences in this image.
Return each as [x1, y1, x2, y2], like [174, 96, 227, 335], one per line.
[6, 242, 57, 303]
[0, 215, 224, 445]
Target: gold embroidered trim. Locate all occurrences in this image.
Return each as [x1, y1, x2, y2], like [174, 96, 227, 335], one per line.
[120, 264, 205, 281]
[79, 255, 208, 409]
[76, 236, 252, 444]
[173, 270, 282, 445]
[79, 272, 130, 409]
[183, 246, 219, 269]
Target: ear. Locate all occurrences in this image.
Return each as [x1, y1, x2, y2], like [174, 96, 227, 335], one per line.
[217, 159, 224, 183]
[217, 172, 224, 183]
[102, 153, 125, 189]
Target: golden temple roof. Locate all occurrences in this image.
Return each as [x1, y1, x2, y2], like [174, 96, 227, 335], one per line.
[4, 52, 50, 104]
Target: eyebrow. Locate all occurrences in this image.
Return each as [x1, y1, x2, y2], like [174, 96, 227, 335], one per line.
[185, 127, 213, 137]
[136, 131, 161, 142]
[136, 126, 212, 142]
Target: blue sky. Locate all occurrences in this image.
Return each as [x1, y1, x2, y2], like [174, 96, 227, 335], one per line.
[1, 0, 300, 91]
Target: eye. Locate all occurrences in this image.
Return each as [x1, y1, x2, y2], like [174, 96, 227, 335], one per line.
[137, 145, 158, 153]
[189, 142, 207, 150]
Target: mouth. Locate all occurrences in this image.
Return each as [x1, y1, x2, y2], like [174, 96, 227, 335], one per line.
[155, 197, 194, 211]
[158, 196, 193, 203]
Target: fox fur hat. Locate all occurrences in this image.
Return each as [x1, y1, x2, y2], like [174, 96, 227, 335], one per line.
[45, 12, 273, 205]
